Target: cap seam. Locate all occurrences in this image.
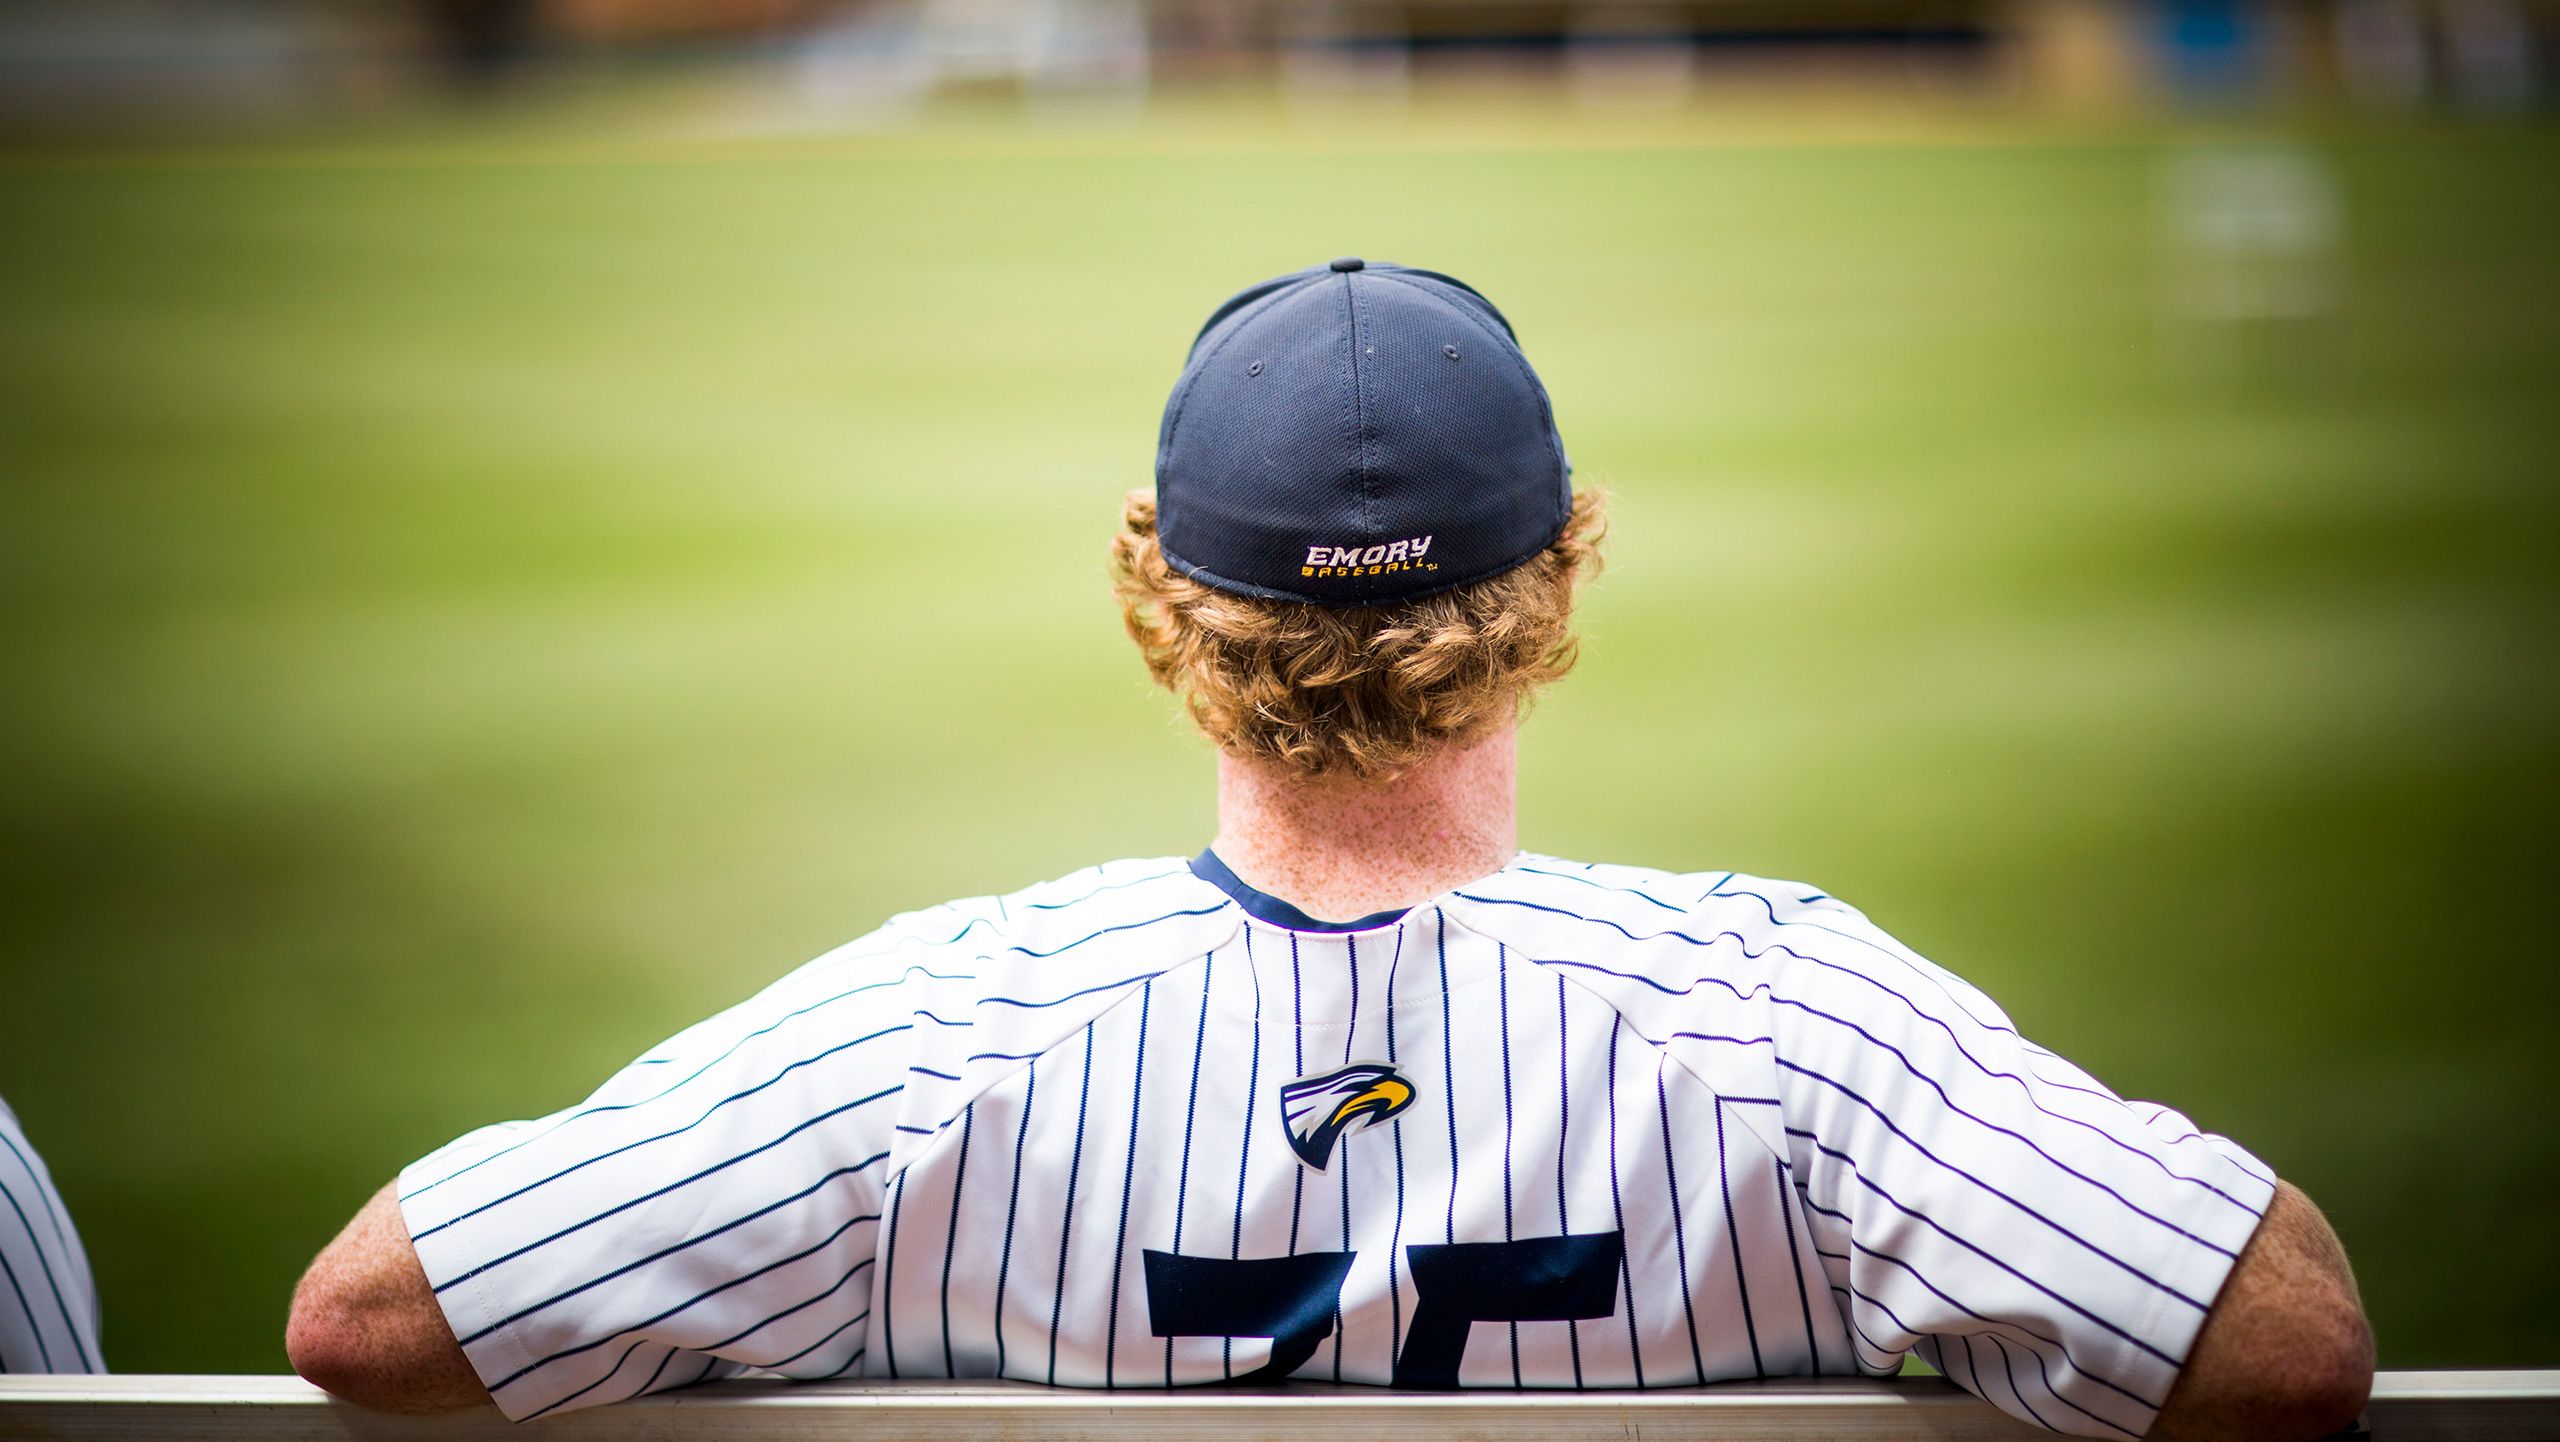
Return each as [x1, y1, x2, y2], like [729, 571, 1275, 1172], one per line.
[1342, 272, 1380, 533]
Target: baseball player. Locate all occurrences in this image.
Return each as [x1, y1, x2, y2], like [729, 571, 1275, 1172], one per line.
[288, 259, 2371, 1440]
[1, 1093, 103, 1374]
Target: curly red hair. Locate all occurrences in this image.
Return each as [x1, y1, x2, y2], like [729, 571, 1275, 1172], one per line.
[1107, 486, 1608, 779]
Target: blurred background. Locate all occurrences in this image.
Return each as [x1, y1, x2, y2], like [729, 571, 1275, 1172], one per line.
[1, 0, 2554, 1379]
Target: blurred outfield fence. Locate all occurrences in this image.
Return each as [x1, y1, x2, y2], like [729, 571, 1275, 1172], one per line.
[3, 0, 2554, 128]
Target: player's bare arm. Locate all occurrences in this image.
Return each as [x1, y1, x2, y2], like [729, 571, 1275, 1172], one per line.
[286, 1184, 488, 1415]
[2149, 1182, 2372, 1442]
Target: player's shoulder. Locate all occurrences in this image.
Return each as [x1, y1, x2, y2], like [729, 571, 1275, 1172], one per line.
[1447, 851, 1897, 980]
[1455, 852, 2016, 1035]
[1458, 852, 1871, 931]
[818, 854, 1236, 975]
[652, 857, 1236, 1064]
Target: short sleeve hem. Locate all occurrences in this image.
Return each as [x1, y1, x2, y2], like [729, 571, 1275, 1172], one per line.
[2094, 1158, 2278, 1435]
[397, 1164, 553, 1423]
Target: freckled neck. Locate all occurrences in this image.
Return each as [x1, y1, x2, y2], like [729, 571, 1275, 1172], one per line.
[1209, 728, 1519, 923]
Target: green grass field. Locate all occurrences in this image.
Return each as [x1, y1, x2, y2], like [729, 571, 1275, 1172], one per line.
[1, 94, 2554, 1375]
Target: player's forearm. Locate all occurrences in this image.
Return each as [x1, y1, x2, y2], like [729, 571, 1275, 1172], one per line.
[286, 1182, 492, 1414]
[2147, 1180, 2373, 1442]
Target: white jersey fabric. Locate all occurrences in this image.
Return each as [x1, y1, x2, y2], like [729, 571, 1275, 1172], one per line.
[0, 1094, 103, 1374]
[400, 853, 2274, 1436]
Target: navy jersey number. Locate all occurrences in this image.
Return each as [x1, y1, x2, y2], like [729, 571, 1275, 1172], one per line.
[1143, 1232, 1624, 1387]
[1142, 1250, 1357, 1382]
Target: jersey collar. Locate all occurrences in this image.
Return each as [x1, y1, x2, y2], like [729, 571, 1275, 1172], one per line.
[1190, 848, 1415, 933]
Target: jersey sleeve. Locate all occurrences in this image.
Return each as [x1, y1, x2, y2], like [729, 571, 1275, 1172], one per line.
[0, 1098, 104, 1375]
[1762, 898, 2276, 1439]
[395, 923, 953, 1420]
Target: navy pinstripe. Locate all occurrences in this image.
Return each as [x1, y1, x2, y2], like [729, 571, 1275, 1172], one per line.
[1655, 1066, 1707, 1382]
[1438, 909, 1459, 1248]
[1168, 950, 1212, 1386]
[990, 1059, 1037, 1377]
[939, 1104, 976, 1376]
[1556, 972, 1584, 1387]
[1383, 930, 1408, 1361]
[1334, 936, 1359, 1381]
[1287, 933, 1306, 1258]
[1497, 944, 1521, 1386]
[879, 1169, 907, 1377]
[1605, 1019, 1643, 1384]
[1714, 1101, 1766, 1377]
[1776, 1158, 1821, 1370]
[1102, 981, 1153, 1386]
[1229, 926, 1264, 1380]
[1045, 1027, 1097, 1385]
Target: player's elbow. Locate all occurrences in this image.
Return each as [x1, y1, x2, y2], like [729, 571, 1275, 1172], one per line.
[286, 1272, 377, 1407]
[2150, 1181, 2374, 1442]
[288, 1185, 491, 1414]
[286, 1273, 413, 1413]
[288, 1260, 481, 1413]
[2241, 1299, 2375, 1440]
[2298, 1298, 2377, 1433]
[2151, 1298, 2372, 1442]
[2155, 1237, 2373, 1434]
[2211, 1311, 2365, 1442]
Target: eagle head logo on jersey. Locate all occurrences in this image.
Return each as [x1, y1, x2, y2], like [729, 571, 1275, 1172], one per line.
[1278, 1063, 1416, 1171]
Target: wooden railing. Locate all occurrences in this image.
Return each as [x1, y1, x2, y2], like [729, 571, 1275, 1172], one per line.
[2, 1371, 2554, 1440]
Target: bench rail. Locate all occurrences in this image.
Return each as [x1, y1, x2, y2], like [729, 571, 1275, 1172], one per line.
[2, 1371, 2554, 1440]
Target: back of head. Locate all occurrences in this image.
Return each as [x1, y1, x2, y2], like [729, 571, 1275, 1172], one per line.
[1110, 258, 1607, 780]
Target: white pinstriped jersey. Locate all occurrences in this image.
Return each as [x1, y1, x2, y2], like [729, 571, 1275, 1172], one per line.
[0, 1095, 103, 1374]
[400, 852, 2274, 1436]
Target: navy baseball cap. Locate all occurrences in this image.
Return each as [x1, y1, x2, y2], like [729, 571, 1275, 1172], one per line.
[1153, 257, 1572, 607]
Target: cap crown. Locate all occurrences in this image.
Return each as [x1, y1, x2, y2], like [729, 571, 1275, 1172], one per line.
[1154, 260, 1571, 606]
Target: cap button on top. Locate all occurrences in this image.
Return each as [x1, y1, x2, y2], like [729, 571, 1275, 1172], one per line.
[1329, 256, 1365, 273]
